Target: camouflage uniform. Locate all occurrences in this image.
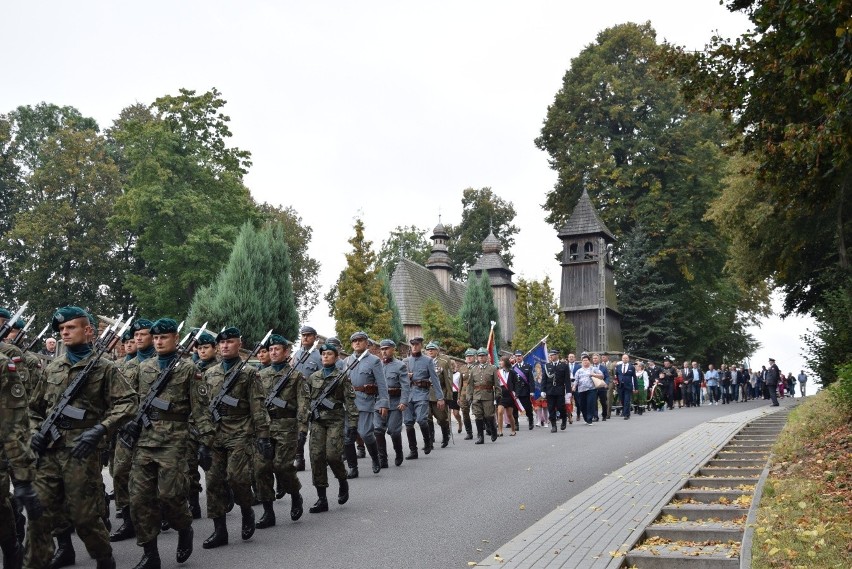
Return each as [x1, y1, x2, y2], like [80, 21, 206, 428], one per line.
[187, 356, 217, 515]
[108, 353, 143, 541]
[25, 349, 137, 569]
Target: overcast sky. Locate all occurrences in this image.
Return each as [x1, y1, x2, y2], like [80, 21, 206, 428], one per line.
[4, 1, 817, 383]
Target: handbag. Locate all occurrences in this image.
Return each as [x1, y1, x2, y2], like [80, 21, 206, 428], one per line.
[592, 376, 606, 390]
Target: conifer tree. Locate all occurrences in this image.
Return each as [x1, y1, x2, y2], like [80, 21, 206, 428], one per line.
[380, 271, 405, 344]
[459, 272, 501, 349]
[478, 272, 502, 349]
[421, 298, 469, 357]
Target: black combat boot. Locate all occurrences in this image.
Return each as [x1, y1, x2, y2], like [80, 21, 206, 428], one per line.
[420, 422, 433, 455]
[375, 433, 389, 468]
[294, 431, 307, 471]
[489, 417, 499, 442]
[427, 422, 435, 449]
[405, 426, 418, 460]
[344, 442, 359, 479]
[95, 557, 116, 569]
[240, 506, 255, 540]
[160, 504, 171, 531]
[176, 526, 193, 563]
[202, 516, 228, 549]
[561, 416, 567, 430]
[109, 506, 135, 541]
[529, 414, 535, 430]
[464, 416, 473, 440]
[337, 478, 349, 505]
[309, 487, 328, 513]
[49, 530, 75, 569]
[256, 501, 275, 529]
[132, 538, 160, 569]
[290, 491, 304, 521]
[474, 419, 485, 444]
[440, 423, 450, 448]
[551, 421, 557, 433]
[9, 498, 24, 543]
[1, 536, 22, 569]
[366, 440, 381, 474]
[189, 491, 201, 519]
[391, 433, 404, 466]
[275, 474, 286, 500]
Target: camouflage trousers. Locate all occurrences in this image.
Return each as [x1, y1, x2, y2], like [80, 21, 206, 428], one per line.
[254, 418, 301, 501]
[24, 448, 111, 569]
[129, 445, 192, 544]
[205, 440, 253, 518]
[308, 418, 346, 488]
[111, 439, 133, 510]
[471, 398, 496, 419]
[0, 468, 14, 543]
[185, 431, 201, 494]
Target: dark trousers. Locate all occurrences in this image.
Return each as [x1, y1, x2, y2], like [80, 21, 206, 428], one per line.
[618, 388, 633, 418]
[517, 396, 533, 426]
[546, 394, 565, 424]
[578, 390, 596, 423]
[594, 388, 608, 419]
[768, 384, 779, 405]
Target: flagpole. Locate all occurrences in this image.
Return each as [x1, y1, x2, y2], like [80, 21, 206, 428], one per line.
[521, 334, 549, 360]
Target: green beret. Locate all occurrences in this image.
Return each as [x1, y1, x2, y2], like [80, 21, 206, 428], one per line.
[267, 334, 291, 347]
[150, 318, 179, 335]
[464, 348, 477, 357]
[51, 306, 91, 331]
[425, 342, 439, 350]
[121, 329, 134, 342]
[216, 327, 241, 342]
[320, 343, 339, 355]
[476, 347, 488, 356]
[132, 319, 154, 332]
[0, 308, 10, 319]
[379, 339, 396, 348]
[196, 332, 216, 346]
[12, 317, 25, 329]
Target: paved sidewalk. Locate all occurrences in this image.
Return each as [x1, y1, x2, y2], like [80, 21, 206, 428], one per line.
[476, 403, 789, 568]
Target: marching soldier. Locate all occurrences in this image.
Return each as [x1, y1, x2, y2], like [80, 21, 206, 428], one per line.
[377, 339, 409, 467]
[344, 331, 389, 474]
[202, 327, 272, 549]
[119, 329, 137, 373]
[466, 347, 500, 444]
[187, 330, 218, 520]
[457, 349, 476, 440]
[292, 326, 321, 472]
[425, 342, 453, 448]
[123, 318, 216, 569]
[299, 343, 357, 513]
[402, 337, 444, 458]
[255, 334, 307, 528]
[0, 310, 31, 394]
[26, 306, 137, 569]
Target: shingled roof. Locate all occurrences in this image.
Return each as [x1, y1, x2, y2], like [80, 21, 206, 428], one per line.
[390, 258, 466, 325]
[557, 189, 615, 240]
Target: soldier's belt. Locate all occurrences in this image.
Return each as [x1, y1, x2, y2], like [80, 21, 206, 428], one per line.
[56, 417, 99, 430]
[268, 408, 297, 420]
[387, 387, 402, 396]
[145, 410, 189, 422]
[216, 407, 250, 418]
[353, 383, 378, 395]
[474, 385, 494, 391]
[412, 380, 431, 389]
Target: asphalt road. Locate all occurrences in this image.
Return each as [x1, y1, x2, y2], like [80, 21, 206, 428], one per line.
[86, 399, 777, 569]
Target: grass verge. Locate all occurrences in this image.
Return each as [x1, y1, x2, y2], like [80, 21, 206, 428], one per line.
[750, 391, 852, 568]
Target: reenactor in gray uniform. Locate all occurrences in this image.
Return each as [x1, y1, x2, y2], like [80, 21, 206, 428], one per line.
[202, 327, 272, 549]
[466, 347, 500, 444]
[256, 334, 307, 527]
[425, 342, 453, 448]
[377, 339, 409, 467]
[402, 337, 445, 459]
[344, 331, 389, 474]
[292, 326, 321, 472]
[124, 318, 216, 569]
[298, 343, 358, 513]
[27, 306, 137, 569]
[458, 349, 476, 440]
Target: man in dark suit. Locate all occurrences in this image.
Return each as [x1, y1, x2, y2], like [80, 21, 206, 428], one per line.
[615, 354, 637, 419]
[542, 349, 569, 432]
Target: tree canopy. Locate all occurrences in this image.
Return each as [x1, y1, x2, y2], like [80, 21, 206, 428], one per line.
[376, 225, 430, 279]
[512, 276, 576, 356]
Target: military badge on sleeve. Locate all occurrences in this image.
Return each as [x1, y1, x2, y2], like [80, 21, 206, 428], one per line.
[11, 383, 25, 398]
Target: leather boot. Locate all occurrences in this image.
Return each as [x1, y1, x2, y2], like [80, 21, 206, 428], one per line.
[96, 557, 117, 569]
[375, 433, 389, 469]
[256, 501, 275, 529]
[290, 491, 303, 521]
[356, 443, 366, 459]
[275, 475, 286, 500]
[189, 491, 201, 519]
[489, 417, 499, 442]
[132, 539, 160, 569]
[337, 478, 349, 505]
[474, 419, 485, 444]
[464, 416, 473, 440]
[110, 506, 135, 541]
[309, 487, 328, 513]
[294, 431, 307, 471]
[440, 423, 450, 448]
[405, 426, 418, 460]
[420, 422, 433, 455]
[561, 417, 567, 430]
[240, 506, 255, 541]
[176, 526, 193, 563]
[551, 421, 557, 433]
[391, 433, 404, 466]
[49, 530, 75, 569]
[529, 415, 535, 430]
[427, 422, 435, 448]
[344, 442, 359, 479]
[366, 440, 381, 474]
[1, 536, 22, 569]
[202, 516, 228, 549]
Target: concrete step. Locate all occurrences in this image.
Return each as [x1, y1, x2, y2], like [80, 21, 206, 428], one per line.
[706, 458, 766, 467]
[715, 451, 769, 458]
[686, 477, 757, 489]
[661, 504, 748, 521]
[626, 539, 740, 569]
[698, 466, 763, 477]
[645, 522, 743, 543]
[724, 442, 773, 450]
[675, 489, 749, 504]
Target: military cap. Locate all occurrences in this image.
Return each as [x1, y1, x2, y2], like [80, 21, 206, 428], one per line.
[121, 329, 134, 342]
[464, 348, 477, 357]
[425, 342, 439, 351]
[196, 331, 216, 346]
[768, 357, 775, 362]
[513, 350, 523, 356]
[548, 348, 561, 355]
[150, 318, 179, 335]
[0, 308, 10, 319]
[476, 347, 488, 356]
[132, 318, 154, 332]
[267, 334, 291, 347]
[51, 306, 91, 331]
[216, 327, 241, 342]
[379, 339, 396, 348]
[299, 325, 317, 335]
[326, 336, 342, 348]
[320, 342, 339, 354]
[409, 336, 424, 344]
[349, 330, 368, 342]
[12, 317, 25, 329]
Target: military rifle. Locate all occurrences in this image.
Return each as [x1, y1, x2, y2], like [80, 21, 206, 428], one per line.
[209, 329, 273, 423]
[308, 348, 369, 421]
[25, 323, 51, 353]
[33, 313, 133, 454]
[10, 315, 35, 348]
[264, 340, 317, 410]
[119, 323, 207, 449]
[0, 302, 28, 342]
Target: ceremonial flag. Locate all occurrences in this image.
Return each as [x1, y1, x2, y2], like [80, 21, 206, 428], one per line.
[487, 321, 498, 365]
[523, 335, 548, 399]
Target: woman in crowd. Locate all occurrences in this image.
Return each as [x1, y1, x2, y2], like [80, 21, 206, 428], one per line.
[496, 356, 516, 436]
[573, 354, 603, 426]
[634, 362, 648, 414]
[674, 369, 685, 408]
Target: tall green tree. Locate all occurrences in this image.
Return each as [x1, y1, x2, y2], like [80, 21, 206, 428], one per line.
[331, 219, 394, 341]
[459, 272, 501, 349]
[379, 271, 405, 343]
[108, 88, 257, 317]
[376, 225, 430, 278]
[421, 297, 468, 357]
[445, 187, 518, 280]
[512, 277, 576, 355]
